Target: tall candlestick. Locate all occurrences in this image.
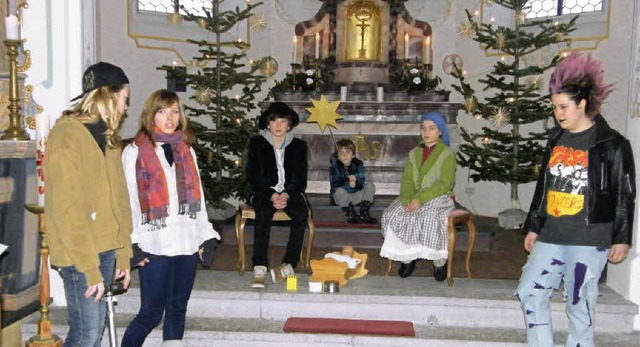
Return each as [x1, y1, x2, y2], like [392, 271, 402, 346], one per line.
[404, 33, 409, 59]
[292, 36, 298, 64]
[315, 33, 320, 59]
[4, 14, 19, 40]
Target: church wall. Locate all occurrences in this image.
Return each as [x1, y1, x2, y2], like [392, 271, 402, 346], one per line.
[96, 0, 637, 220]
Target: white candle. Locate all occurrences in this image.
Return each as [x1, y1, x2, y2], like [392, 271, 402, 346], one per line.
[292, 36, 298, 64]
[404, 34, 409, 59]
[340, 86, 347, 102]
[4, 15, 19, 40]
[315, 33, 320, 59]
[376, 87, 384, 102]
[423, 36, 432, 65]
[36, 113, 50, 206]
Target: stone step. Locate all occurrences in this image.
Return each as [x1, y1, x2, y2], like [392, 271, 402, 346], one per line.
[21, 314, 640, 347]
[21, 271, 640, 346]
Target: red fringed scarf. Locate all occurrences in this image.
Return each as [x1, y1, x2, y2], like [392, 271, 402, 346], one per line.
[134, 129, 201, 230]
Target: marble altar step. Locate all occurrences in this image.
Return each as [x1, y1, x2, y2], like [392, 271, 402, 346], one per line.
[21, 271, 640, 346]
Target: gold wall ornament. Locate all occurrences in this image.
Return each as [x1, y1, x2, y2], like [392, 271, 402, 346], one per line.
[167, 13, 182, 25]
[353, 132, 379, 161]
[16, 48, 31, 72]
[25, 116, 35, 130]
[258, 56, 278, 77]
[249, 14, 267, 32]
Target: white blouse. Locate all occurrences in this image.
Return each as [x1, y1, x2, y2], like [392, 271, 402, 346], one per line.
[122, 142, 220, 256]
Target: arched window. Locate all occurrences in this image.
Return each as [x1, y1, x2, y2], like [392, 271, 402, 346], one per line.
[137, 0, 213, 17]
[525, 0, 604, 18]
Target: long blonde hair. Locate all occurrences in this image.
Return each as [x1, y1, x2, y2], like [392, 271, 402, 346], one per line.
[137, 89, 194, 145]
[62, 84, 127, 148]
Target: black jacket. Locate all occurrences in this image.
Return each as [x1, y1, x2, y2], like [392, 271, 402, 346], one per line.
[245, 134, 308, 201]
[523, 115, 636, 246]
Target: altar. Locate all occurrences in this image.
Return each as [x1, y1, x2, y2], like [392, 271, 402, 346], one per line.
[281, 93, 461, 195]
[270, 0, 462, 195]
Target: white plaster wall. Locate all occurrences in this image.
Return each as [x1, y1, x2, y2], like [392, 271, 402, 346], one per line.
[94, 1, 640, 214]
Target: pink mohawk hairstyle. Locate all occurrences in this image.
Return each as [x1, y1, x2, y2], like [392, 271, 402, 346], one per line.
[548, 51, 613, 116]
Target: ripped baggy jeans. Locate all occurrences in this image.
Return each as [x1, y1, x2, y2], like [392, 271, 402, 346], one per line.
[515, 241, 609, 347]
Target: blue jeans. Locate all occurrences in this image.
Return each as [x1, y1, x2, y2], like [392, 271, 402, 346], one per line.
[59, 250, 116, 347]
[121, 253, 198, 347]
[515, 242, 609, 347]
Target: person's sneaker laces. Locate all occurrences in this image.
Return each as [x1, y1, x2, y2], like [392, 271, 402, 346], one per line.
[270, 263, 295, 283]
[250, 265, 268, 289]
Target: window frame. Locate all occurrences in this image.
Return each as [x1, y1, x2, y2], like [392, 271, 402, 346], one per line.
[524, 0, 605, 19]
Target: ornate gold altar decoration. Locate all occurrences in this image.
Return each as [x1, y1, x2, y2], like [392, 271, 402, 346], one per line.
[353, 132, 379, 161]
[346, 1, 381, 61]
[306, 94, 342, 149]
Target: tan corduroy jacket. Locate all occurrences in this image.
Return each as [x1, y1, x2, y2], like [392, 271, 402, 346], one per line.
[44, 116, 133, 286]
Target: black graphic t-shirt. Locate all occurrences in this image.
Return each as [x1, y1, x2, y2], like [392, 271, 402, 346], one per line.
[538, 125, 612, 247]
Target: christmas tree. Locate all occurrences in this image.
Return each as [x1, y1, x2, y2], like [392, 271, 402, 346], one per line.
[159, 1, 266, 209]
[452, 0, 576, 226]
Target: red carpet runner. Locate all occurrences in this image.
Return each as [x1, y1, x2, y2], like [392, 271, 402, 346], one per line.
[283, 317, 415, 337]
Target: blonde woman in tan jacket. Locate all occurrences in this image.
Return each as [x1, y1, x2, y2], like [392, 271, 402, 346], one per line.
[44, 62, 133, 347]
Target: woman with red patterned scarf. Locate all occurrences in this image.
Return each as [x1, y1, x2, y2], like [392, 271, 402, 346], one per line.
[121, 89, 220, 347]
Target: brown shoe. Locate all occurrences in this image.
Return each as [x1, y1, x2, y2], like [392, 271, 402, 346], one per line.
[250, 266, 267, 289]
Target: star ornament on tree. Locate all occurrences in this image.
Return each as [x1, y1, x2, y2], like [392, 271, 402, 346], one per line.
[306, 95, 343, 133]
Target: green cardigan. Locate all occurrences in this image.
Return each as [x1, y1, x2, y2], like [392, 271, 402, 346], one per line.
[399, 139, 456, 206]
[44, 116, 133, 286]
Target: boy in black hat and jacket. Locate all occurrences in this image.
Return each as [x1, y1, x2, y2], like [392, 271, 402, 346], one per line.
[244, 102, 309, 288]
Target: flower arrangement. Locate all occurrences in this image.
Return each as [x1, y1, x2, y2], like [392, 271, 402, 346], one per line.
[270, 68, 323, 94]
[401, 64, 442, 93]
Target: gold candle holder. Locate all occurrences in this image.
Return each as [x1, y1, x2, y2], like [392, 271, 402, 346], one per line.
[2, 39, 30, 141]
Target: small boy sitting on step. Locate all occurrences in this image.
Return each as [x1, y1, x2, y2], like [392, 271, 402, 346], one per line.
[329, 138, 377, 224]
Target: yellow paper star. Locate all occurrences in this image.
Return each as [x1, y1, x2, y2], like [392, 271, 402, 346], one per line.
[306, 95, 342, 133]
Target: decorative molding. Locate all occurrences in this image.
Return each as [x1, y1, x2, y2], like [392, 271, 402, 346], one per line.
[479, 2, 611, 55]
[126, 0, 251, 65]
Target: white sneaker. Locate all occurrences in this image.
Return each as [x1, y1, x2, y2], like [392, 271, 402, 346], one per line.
[251, 265, 268, 289]
[270, 263, 295, 283]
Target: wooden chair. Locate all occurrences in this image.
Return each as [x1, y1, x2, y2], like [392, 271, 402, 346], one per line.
[385, 209, 476, 287]
[235, 203, 315, 275]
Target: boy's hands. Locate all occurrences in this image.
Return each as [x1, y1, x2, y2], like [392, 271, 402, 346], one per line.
[348, 175, 356, 188]
[271, 192, 289, 209]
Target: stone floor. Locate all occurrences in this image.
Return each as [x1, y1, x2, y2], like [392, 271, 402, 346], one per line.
[22, 271, 640, 347]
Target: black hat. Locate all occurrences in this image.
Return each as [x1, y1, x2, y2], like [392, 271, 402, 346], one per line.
[258, 102, 300, 130]
[71, 62, 130, 102]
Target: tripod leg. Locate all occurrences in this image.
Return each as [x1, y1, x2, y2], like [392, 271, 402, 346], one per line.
[106, 295, 118, 347]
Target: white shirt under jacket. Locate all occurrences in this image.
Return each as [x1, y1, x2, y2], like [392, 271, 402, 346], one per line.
[122, 142, 220, 256]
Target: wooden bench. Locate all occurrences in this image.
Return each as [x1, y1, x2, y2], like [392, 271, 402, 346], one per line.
[234, 203, 315, 275]
[385, 209, 476, 286]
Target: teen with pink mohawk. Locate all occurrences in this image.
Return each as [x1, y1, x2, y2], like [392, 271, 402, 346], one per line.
[516, 51, 636, 346]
